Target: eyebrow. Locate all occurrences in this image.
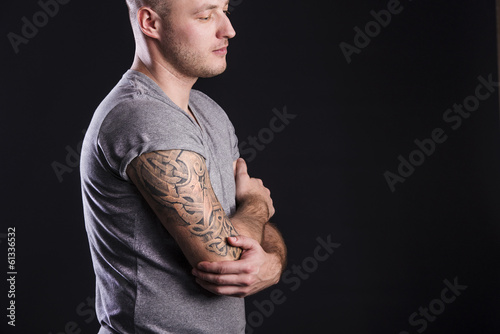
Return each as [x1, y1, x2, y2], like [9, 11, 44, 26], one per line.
[193, 0, 230, 14]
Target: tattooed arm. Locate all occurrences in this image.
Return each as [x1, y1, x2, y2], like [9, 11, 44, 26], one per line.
[127, 150, 244, 266]
[192, 159, 287, 297]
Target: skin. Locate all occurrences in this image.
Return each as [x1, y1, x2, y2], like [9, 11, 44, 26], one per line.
[128, 150, 243, 266]
[130, 0, 235, 113]
[193, 159, 287, 297]
[126, 0, 287, 297]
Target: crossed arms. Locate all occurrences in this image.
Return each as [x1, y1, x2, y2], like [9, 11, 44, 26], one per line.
[127, 149, 286, 297]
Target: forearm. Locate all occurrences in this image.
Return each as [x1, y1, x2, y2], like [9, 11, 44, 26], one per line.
[192, 158, 285, 296]
[230, 196, 269, 244]
[231, 211, 286, 273]
[231, 217, 264, 244]
[261, 223, 287, 272]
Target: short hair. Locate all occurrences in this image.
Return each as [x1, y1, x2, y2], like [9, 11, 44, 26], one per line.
[125, 0, 170, 21]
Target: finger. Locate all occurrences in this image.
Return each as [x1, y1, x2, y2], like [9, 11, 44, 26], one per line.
[196, 258, 254, 274]
[192, 270, 254, 287]
[226, 235, 259, 250]
[195, 278, 251, 298]
[235, 158, 248, 178]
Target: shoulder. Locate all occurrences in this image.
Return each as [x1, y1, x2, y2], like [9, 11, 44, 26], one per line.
[97, 95, 202, 159]
[101, 92, 193, 134]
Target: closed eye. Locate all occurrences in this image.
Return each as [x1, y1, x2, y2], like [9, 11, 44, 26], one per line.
[197, 8, 230, 21]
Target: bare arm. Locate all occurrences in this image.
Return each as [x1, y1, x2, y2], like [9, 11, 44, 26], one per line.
[228, 158, 274, 244]
[262, 222, 287, 274]
[127, 149, 243, 267]
[231, 158, 286, 268]
[192, 223, 287, 297]
[192, 159, 287, 297]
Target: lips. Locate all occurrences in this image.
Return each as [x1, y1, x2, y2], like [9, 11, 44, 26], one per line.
[213, 45, 228, 55]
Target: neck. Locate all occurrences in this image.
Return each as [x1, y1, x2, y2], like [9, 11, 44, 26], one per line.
[131, 54, 197, 113]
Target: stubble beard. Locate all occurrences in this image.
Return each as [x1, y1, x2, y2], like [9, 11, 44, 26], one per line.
[160, 29, 227, 79]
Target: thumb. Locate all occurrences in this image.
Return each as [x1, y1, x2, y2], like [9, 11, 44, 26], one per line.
[227, 235, 258, 250]
[235, 158, 248, 179]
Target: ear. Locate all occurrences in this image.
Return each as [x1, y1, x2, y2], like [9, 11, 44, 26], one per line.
[136, 6, 162, 40]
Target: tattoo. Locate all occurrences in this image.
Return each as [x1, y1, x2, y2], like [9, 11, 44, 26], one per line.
[132, 150, 241, 258]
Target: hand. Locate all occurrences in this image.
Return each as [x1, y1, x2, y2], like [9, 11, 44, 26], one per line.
[192, 235, 282, 297]
[235, 158, 275, 221]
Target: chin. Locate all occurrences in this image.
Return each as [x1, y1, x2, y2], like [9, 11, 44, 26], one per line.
[198, 63, 227, 78]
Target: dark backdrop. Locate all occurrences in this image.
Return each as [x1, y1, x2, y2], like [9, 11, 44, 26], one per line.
[2, 0, 500, 333]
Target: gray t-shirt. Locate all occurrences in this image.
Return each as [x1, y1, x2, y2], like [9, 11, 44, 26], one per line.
[80, 70, 244, 334]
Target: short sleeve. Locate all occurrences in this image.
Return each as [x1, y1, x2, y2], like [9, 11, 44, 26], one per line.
[97, 98, 206, 181]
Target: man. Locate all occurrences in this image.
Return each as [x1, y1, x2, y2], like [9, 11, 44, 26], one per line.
[80, 0, 287, 333]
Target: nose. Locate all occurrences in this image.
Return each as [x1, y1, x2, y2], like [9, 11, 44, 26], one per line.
[217, 12, 236, 39]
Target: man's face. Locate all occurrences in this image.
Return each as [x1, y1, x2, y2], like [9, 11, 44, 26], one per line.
[158, 0, 236, 79]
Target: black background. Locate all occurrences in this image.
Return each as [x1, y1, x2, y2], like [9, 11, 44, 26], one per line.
[2, 0, 500, 333]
